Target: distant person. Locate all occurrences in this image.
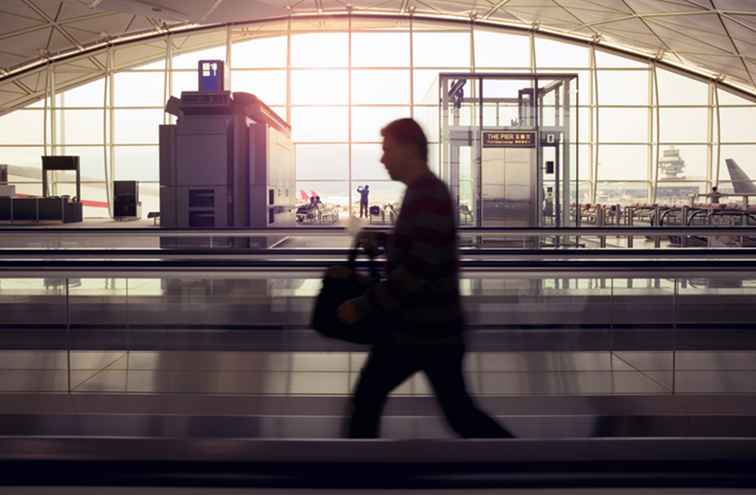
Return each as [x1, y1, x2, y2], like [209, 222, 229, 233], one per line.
[337, 118, 514, 439]
[710, 186, 722, 204]
[357, 185, 370, 218]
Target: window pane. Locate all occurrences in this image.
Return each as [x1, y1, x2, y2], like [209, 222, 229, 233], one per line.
[291, 107, 348, 141]
[62, 79, 104, 107]
[719, 145, 756, 179]
[140, 182, 159, 219]
[171, 71, 197, 97]
[535, 37, 589, 68]
[0, 147, 44, 181]
[352, 32, 409, 67]
[475, 30, 529, 68]
[413, 70, 440, 104]
[173, 45, 226, 70]
[718, 88, 755, 105]
[596, 181, 649, 205]
[80, 182, 109, 217]
[114, 72, 165, 107]
[0, 110, 43, 145]
[114, 109, 163, 144]
[596, 145, 648, 180]
[349, 181, 405, 218]
[720, 107, 756, 142]
[295, 181, 348, 211]
[352, 70, 410, 104]
[656, 181, 706, 206]
[352, 143, 389, 181]
[351, 107, 411, 142]
[595, 50, 647, 69]
[131, 59, 165, 71]
[656, 144, 707, 180]
[62, 110, 104, 145]
[291, 33, 348, 67]
[659, 108, 708, 143]
[291, 69, 348, 105]
[232, 36, 287, 68]
[413, 106, 439, 142]
[413, 32, 469, 67]
[232, 70, 286, 106]
[295, 144, 348, 180]
[62, 146, 105, 180]
[657, 68, 708, 106]
[114, 146, 159, 181]
[597, 70, 649, 106]
[598, 108, 648, 143]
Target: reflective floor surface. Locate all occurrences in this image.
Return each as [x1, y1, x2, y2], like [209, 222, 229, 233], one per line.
[1, 350, 755, 396]
[6, 489, 756, 495]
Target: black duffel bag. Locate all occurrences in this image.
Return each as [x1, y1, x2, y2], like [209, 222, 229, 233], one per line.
[311, 238, 386, 344]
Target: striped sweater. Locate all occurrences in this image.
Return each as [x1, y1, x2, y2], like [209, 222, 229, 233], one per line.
[353, 172, 465, 340]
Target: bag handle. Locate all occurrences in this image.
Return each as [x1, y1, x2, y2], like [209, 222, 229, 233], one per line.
[349, 236, 382, 282]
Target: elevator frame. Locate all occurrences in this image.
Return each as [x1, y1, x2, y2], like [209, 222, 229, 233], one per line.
[439, 73, 580, 230]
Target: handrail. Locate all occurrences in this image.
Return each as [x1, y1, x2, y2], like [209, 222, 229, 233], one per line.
[3, 258, 756, 272]
[3, 247, 756, 259]
[2, 226, 756, 237]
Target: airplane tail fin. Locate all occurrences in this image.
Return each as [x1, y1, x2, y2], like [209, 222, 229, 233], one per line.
[725, 159, 756, 194]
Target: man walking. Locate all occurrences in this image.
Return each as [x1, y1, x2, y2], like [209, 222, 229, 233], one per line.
[337, 118, 513, 439]
[357, 184, 370, 218]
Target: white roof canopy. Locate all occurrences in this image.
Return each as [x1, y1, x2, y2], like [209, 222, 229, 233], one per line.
[0, 0, 755, 109]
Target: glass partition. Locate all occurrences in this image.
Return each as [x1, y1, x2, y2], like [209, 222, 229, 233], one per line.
[2, 268, 756, 396]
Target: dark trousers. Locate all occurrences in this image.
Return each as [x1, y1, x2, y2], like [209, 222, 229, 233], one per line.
[348, 343, 512, 438]
[360, 201, 368, 218]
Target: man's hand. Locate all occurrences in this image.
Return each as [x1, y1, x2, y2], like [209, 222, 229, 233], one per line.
[337, 299, 362, 325]
[356, 230, 387, 257]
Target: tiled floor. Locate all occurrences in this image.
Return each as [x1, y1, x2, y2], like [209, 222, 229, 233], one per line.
[0, 350, 751, 395]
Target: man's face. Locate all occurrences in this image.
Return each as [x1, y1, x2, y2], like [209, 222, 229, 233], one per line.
[380, 135, 405, 182]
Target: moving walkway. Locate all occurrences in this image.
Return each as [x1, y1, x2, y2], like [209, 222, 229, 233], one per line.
[2, 232, 756, 487]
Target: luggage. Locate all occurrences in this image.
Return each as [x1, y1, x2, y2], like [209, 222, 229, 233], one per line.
[311, 239, 386, 344]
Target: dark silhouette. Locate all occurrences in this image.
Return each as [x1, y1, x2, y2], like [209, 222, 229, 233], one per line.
[357, 185, 370, 218]
[710, 186, 722, 204]
[337, 118, 513, 439]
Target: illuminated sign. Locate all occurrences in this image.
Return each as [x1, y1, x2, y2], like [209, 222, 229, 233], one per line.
[483, 131, 536, 148]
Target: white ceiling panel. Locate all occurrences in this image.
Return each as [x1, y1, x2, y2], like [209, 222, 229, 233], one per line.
[0, 0, 750, 104]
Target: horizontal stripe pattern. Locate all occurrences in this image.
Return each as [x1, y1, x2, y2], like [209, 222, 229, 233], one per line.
[355, 172, 464, 339]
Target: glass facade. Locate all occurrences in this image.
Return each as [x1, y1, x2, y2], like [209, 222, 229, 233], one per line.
[1, 16, 755, 218]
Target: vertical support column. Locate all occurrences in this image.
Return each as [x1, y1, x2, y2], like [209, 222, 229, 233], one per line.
[590, 45, 599, 204]
[225, 24, 233, 91]
[409, 12, 414, 119]
[108, 46, 116, 216]
[651, 62, 661, 204]
[563, 78, 571, 228]
[647, 60, 654, 204]
[43, 65, 49, 156]
[286, 16, 292, 126]
[103, 47, 112, 216]
[163, 37, 170, 125]
[706, 81, 714, 192]
[48, 65, 57, 196]
[348, 9, 353, 219]
[714, 82, 722, 188]
[529, 30, 536, 72]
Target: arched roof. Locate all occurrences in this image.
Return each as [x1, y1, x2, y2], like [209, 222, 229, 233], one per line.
[0, 0, 755, 110]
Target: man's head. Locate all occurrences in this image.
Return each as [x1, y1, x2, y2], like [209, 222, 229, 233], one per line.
[380, 118, 429, 183]
[712, 186, 718, 192]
